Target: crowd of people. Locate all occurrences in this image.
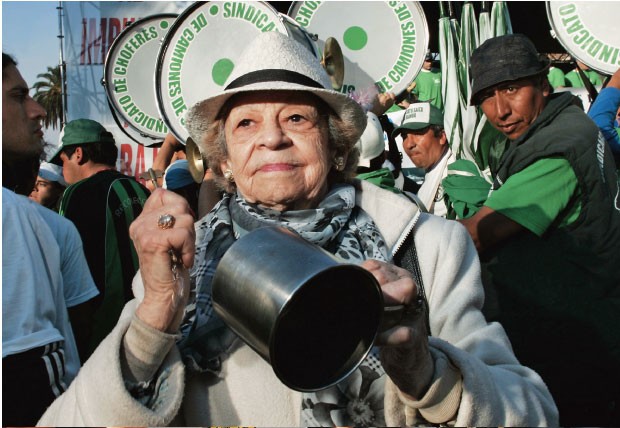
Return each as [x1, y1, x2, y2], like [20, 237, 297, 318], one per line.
[3, 27, 620, 428]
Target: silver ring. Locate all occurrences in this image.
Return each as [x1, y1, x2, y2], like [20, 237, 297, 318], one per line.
[157, 213, 176, 230]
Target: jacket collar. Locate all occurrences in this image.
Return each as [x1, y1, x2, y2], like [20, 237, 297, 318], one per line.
[353, 179, 421, 255]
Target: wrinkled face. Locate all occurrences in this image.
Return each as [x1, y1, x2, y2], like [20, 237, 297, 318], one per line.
[401, 127, 447, 170]
[29, 177, 62, 208]
[478, 77, 549, 141]
[222, 91, 332, 211]
[2, 64, 46, 161]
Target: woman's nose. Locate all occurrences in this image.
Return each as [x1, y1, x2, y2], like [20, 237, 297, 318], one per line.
[258, 120, 291, 149]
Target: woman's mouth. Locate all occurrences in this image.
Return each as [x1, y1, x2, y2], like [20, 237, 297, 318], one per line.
[259, 163, 295, 172]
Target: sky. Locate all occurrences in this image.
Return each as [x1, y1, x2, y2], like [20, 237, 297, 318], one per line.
[2, 0, 64, 144]
[2, 1, 61, 87]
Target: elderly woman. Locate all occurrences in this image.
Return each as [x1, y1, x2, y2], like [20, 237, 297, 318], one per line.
[39, 32, 557, 427]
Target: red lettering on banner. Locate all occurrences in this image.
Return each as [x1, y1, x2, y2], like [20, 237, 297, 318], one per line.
[89, 18, 100, 63]
[120, 143, 133, 175]
[119, 143, 158, 184]
[108, 18, 122, 54]
[100, 18, 107, 63]
[80, 17, 136, 65]
[135, 144, 147, 182]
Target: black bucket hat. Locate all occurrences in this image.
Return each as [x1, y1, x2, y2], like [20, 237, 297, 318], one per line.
[469, 34, 550, 106]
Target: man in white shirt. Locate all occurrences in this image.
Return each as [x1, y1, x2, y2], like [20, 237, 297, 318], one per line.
[2, 52, 99, 426]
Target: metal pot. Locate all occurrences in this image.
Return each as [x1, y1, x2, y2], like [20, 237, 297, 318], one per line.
[212, 226, 384, 392]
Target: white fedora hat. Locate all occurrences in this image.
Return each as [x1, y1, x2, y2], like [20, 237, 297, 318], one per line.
[185, 31, 367, 144]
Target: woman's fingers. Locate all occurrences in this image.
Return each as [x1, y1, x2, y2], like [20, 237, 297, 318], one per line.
[361, 259, 417, 306]
[130, 188, 195, 268]
[131, 189, 196, 332]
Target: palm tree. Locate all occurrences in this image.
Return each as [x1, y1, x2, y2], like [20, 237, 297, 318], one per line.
[33, 65, 63, 130]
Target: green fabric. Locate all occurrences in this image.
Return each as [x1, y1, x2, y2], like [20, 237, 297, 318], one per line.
[485, 158, 581, 236]
[565, 69, 603, 88]
[50, 119, 116, 164]
[59, 171, 150, 353]
[386, 104, 404, 114]
[91, 177, 149, 349]
[547, 67, 567, 88]
[412, 68, 443, 111]
[442, 159, 492, 219]
[356, 168, 401, 194]
[62, 119, 115, 146]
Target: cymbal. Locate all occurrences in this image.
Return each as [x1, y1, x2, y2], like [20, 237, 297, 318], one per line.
[321, 37, 345, 91]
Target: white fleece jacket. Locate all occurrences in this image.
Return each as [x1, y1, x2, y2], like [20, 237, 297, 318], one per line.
[38, 180, 558, 426]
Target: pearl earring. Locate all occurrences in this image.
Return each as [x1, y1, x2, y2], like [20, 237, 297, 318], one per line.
[223, 169, 234, 182]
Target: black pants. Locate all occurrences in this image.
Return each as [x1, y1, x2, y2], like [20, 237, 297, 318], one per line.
[2, 342, 66, 426]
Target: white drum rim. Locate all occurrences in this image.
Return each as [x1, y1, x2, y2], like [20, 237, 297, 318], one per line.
[546, 1, 617, 75]
[155, 1, 292, 144]
[103, 13, 178, 144]
[287, 1, 429, 100]
[277, 12, 320, 58]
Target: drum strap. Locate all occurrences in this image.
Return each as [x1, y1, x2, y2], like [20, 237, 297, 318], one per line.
[576, 65, 599, 106]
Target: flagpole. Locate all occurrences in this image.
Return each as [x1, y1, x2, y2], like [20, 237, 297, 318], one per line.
[57, 1, 68, 125]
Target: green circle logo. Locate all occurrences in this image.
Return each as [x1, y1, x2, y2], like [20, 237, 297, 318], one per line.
[343, 26, 367, 51]
[212, 59, 234, 86]
[209, 4, 219, 15]
[160, 20, 169, 30]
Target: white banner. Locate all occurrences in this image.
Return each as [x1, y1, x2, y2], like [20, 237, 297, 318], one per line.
[63, 1, 191, 183]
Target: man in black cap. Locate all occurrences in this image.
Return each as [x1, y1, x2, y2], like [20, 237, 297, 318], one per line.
[459, 33, 620, 426]
[51, 119, 150, 358]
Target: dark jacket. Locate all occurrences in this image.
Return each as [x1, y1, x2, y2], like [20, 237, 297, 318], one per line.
[485, 92, 620, 426]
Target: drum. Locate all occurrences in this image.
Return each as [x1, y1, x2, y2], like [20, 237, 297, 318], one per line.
[288, 1, 429, 99]
[547, 1, 619, 75]
[103, 14, 178, 145]
[154, 1, 319, 144]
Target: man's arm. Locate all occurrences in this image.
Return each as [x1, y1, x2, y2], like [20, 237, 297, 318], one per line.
[147, 133, 184, 191]
[68, 301, 96, 362]
[459, 158, 580, 254]
[458, 205, 527, 254]
[588, 68, 620, 155]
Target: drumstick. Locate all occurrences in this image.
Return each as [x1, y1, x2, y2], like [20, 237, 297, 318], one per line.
[139, 168, 163, 188]
[148, 168, 159, 189]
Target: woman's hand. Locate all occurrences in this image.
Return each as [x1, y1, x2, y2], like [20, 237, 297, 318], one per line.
[129, 188, 196, 333]
[361, 259, 434, 400]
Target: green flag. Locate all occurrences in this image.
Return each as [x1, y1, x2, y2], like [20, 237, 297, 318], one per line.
[492, 1, 513, 36]
[439, 1, 462, 159]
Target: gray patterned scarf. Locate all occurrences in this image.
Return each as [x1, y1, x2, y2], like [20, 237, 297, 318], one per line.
[178, 183, 391, 426]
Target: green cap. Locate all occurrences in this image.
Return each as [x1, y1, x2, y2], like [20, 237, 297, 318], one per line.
[49, 119, 115, 165]
[391, 102, 444, 139]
